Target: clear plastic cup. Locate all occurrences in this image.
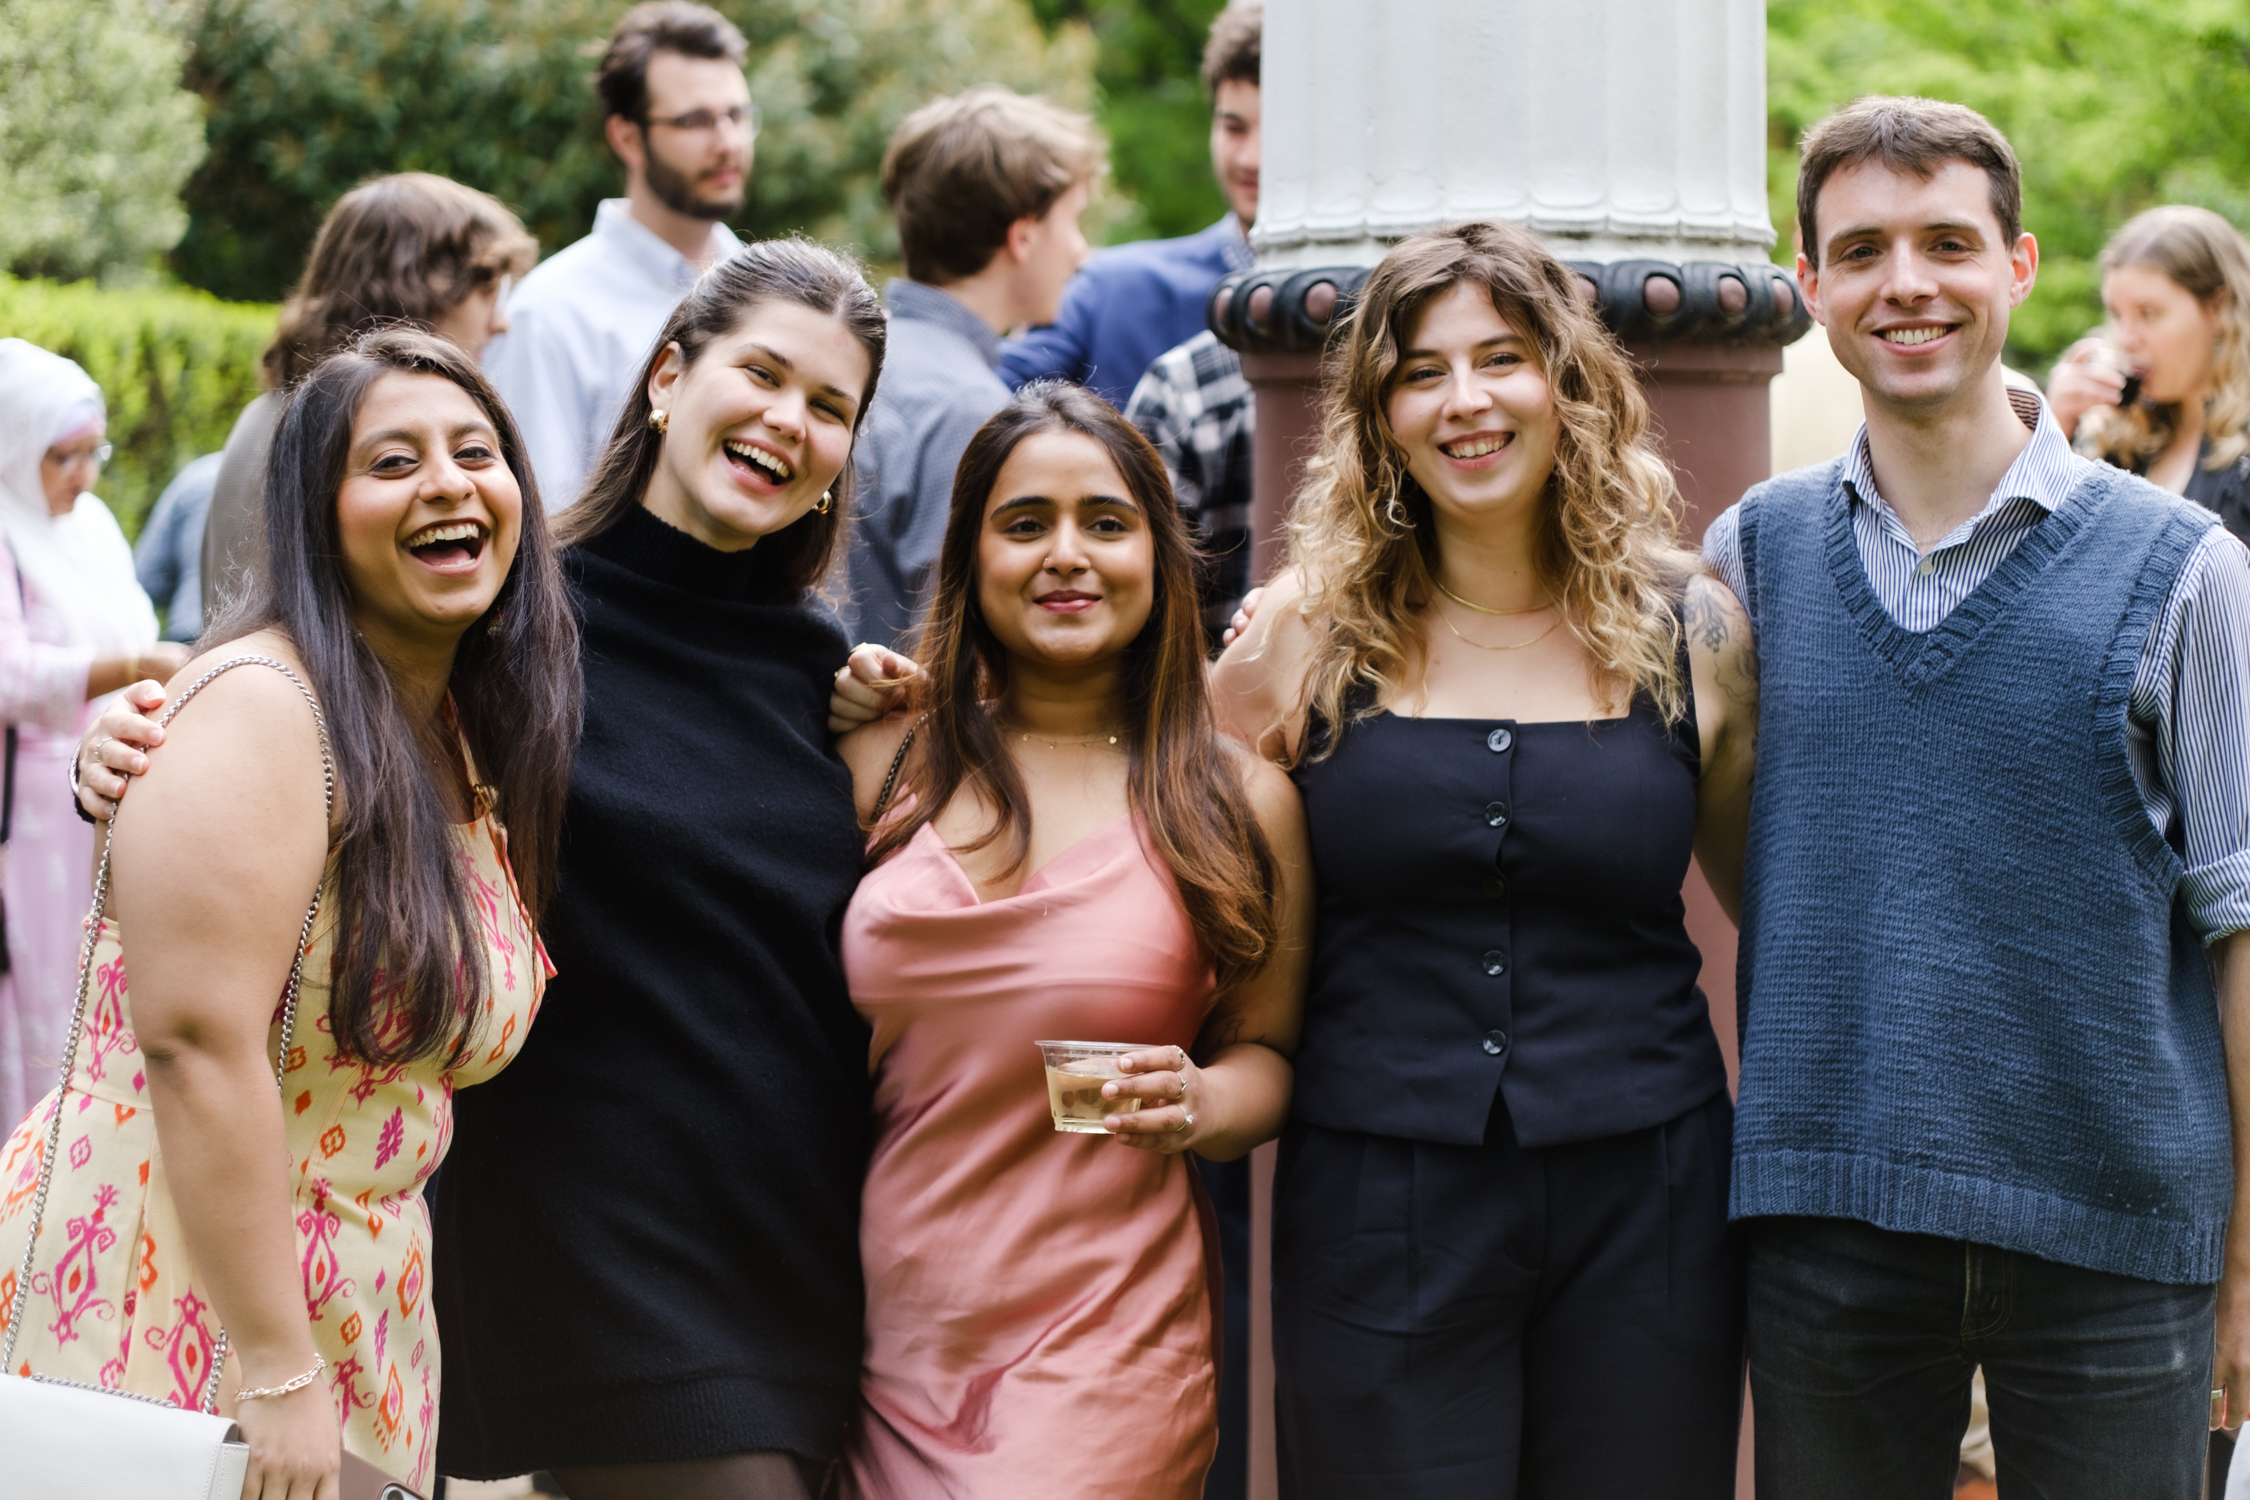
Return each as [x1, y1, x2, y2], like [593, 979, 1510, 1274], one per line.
[1035, 1040, 1155, 1134]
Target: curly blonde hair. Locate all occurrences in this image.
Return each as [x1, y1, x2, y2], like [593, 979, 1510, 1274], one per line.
[1285, 221, 1694, 757]
[2078, 205, 2250, 474]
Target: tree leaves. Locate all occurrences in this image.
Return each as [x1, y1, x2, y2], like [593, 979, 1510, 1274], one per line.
[172, 0, 1102, 304]
[0, 0, 206, 282]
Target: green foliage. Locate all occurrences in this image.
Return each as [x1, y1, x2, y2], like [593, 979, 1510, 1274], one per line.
[1768, 0, 2250, 370]
[0, 0, 208, 282]
[1028, 0, 1229, 242]
[0, 277, 275, 539]
[175, 0, 1099, 304]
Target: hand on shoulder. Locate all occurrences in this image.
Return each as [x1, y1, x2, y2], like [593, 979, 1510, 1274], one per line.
[1211, 567, 1318, 762]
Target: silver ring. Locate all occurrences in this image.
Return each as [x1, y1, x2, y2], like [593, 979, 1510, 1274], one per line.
[1175, 1047, 1189, 1070]
[1173, 1113, 1193, 1133]
[88, 734, 111, 764]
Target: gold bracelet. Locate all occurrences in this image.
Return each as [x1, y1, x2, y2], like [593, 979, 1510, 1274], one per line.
[236, 1354, 326, 1403]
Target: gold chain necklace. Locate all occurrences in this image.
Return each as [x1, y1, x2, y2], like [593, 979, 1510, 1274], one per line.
[1434, 579, 1554, 617]
[1000, 721, 1121, 749]
[1436, 604, 1566, 652]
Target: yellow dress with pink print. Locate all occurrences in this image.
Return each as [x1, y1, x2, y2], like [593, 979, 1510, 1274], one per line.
[0, 795, 549, 1490]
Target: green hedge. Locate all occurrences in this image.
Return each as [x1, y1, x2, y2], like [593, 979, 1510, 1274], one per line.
[0, 276, 275, 540]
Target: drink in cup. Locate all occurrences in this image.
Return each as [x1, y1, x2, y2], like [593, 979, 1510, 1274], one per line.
[1036, 1040, 1154, 1134]
[2086, 339, 2143, 408]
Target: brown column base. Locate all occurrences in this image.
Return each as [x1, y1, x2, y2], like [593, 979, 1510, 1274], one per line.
[1243, 351, 1326, 581]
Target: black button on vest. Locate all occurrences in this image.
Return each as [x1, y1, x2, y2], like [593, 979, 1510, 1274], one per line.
[1293, 701, 1727, 1149]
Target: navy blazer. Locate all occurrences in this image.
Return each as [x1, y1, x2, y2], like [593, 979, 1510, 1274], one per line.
[997, 216, 1252, 409]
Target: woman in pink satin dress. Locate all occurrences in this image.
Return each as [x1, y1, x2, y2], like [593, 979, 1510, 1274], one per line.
[836, 383, 1313, 1499]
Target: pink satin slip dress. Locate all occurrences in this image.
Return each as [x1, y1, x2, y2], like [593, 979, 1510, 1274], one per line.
[840, 809, 1221, 1499]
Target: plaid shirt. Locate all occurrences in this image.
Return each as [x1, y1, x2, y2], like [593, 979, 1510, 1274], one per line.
[1125, 330, 1254, 644]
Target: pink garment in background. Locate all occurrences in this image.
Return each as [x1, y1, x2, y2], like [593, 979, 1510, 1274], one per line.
[840, 812, 1221, 1500]
[0, 542, 98, 1130]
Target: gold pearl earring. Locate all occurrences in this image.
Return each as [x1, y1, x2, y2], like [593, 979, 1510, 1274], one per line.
[814, 489, 834, 514]
[647, 409, 669, 434]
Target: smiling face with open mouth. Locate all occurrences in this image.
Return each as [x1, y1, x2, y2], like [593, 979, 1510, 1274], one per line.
[642, 300, 872, 552]
[336, 370, 522, 666]
[1383, 279, 1560, 524]
[1801, 157, 2035, 416]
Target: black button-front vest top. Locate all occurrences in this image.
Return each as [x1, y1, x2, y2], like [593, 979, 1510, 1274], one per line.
[1290, 688, 1728, 1148]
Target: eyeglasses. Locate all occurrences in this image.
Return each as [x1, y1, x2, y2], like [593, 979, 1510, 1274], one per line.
[643, 101, 760, 136]
[45, 442, 112, 470]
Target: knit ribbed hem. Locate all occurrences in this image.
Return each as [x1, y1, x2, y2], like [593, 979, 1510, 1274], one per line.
[1731, 1149, 2224, 1286]
[437, 1371, 855, 1480]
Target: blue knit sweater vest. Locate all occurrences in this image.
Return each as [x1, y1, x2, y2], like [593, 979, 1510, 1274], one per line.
[1731, 458, 2228, 1285]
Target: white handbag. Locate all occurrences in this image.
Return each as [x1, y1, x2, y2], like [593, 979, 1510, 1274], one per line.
[0, 657, 332, 1500]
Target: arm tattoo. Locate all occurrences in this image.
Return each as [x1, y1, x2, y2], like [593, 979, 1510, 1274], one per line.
[1689, 576, 1760, 717]
[1684, 577, 1732, 652]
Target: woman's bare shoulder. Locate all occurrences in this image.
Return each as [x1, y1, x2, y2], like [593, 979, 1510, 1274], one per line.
[139, 633, 328, 803]
[167, 629, 310, 694]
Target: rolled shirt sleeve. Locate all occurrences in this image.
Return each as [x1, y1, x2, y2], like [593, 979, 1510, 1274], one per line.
[2138, 530, 2250, 938]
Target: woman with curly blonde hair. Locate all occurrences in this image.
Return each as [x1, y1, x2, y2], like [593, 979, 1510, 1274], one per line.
[2050, 205, 2250, 540]
[1212, 220, 1758, 1496]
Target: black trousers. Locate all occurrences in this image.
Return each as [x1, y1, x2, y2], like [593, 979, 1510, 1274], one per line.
[1273, 1091, 1744, 1499]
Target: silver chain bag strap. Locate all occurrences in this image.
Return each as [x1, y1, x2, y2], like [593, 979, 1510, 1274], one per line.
[0, 656, 334, 1500]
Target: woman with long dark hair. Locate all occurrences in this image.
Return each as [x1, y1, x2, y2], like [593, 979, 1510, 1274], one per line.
[77, 239, 891, 1499]
[1213, 221, 1759, 1496]
[835, 382, 1312, 1498]
[0, 326, 579, 1494]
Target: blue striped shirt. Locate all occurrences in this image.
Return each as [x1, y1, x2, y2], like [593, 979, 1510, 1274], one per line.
[1705, 390, 2250, 938]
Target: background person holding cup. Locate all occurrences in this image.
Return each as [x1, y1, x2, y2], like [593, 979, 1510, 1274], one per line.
[2048, 205, 2250, 538]
[835, 381, 1312, 1499]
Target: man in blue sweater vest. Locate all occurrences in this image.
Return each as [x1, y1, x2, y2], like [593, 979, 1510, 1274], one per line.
[1706, 96, 2250, 1495]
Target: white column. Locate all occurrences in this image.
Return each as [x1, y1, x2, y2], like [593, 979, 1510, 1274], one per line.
[1252, 0, 1775, 270]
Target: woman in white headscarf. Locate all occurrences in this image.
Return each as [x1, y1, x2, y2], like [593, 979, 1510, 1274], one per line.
[0, 339, 187, 1124]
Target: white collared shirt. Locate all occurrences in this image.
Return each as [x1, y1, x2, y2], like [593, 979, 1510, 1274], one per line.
[484, 199, 742, 509]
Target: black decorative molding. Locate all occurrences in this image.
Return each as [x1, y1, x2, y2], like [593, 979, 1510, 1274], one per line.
[1208, 258, 1811, 356]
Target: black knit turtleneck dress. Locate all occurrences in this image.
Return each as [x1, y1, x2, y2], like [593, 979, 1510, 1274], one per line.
[433, 506, 873, 1475]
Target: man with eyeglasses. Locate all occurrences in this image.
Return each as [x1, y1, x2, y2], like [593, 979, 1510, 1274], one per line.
[486, 1, 755, 508]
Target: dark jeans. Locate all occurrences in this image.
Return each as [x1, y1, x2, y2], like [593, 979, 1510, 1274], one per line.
[1274, 1092, 1744, 1499]
[1747, 1215, 2215, 1500]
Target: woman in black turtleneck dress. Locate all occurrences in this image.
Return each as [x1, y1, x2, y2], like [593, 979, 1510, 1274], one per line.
[429, 242, 887, 1500]
[72, 242, 889, 1496]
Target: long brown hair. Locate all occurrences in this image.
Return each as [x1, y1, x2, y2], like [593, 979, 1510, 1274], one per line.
[1284, 221, 1694, 757]
[870, 383, 1279, 995]
[557, 238, 886, 595]
[2078, 205, 2250, 475]
[208, 328, 581, 1067]
[264, 173, 538, 388]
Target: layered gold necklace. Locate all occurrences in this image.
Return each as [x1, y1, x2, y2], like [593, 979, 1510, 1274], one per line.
[1433, 580, 1564, 651]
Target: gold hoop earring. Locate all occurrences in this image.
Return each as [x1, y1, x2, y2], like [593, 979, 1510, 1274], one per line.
[814, 489, 833, 515]
[648, 409, 669, 434]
